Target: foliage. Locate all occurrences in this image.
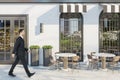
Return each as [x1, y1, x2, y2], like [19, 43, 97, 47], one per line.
[60, 33, 81, 52]
[30, 45, 40, 49]
[42, 45, 53, 49]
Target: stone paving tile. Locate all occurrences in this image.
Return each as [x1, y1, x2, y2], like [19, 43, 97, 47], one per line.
[0, 65, 120, 80]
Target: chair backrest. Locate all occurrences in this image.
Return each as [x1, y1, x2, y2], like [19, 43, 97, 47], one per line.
[87, 54, 92, 59]
[55, 52, 60, 59]
[49, 55, 53, 60]
[72, 56, 80, 62]
[55, 52, 60, 54]
[113, 56, 120, 62]
[91, 52, 96, 56]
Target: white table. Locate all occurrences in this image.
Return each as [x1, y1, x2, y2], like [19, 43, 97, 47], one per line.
[55, 53, 76, 69]
[93, 53, 115, 69]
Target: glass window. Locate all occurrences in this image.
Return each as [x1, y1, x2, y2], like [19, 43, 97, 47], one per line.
[0, 20, 4, 27]
[100, 13, 120, 56]
[40, 23, 43, 33]
[6, 20, 10, 27]
[14, 20, 19, 27]
[103, 18, 108, 28]
[20, 20, 24, 27]
[60, 13, 83, 61]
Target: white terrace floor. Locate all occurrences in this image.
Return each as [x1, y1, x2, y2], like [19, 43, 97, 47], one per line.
[0, 64, 120, 80]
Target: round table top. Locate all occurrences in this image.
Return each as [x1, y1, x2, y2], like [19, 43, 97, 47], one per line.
[93, 53, 115, 57]
[55, 53, 76, 57]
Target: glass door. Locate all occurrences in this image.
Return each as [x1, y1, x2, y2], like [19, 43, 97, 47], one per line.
[0, 20, 11, 62]
[0, 15, 27, 64]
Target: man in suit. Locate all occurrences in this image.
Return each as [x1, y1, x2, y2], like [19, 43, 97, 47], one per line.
[8, 29, 35, 78]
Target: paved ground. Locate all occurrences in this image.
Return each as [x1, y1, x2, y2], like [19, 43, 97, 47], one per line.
[0, 65, 120, 80]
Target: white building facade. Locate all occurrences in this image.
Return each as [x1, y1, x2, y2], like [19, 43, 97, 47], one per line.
[0, 3, 120, 65]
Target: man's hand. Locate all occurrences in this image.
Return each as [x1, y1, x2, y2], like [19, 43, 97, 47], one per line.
[12, 54, 15, 58]
[28, 49, 31, 53]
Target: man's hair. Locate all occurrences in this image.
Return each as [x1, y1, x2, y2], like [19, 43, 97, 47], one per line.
[19, 29, 24, 34]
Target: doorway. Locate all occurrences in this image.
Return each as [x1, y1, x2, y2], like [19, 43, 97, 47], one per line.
[0, 15, 27, 64]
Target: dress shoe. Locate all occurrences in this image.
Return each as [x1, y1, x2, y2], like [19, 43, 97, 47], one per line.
[8, 73, 16, 77]
[28, 72, 35, 78]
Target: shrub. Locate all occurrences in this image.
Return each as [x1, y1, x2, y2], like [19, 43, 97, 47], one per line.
[42, 45, 53, 49]
[30, 45, 40, 49]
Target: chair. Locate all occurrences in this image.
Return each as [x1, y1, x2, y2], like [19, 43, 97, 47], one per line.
[55, 52, 64, 70]
[48, 55, 57, 70]
[71, 56, 81, 69]
[108, 56, 120, 72]
[49, 52, 64, 70]
[87, 54, 99, 70]
[91, 52, 96, 56]
[67, 55, 80, 73]
[90, 52, 98, 60]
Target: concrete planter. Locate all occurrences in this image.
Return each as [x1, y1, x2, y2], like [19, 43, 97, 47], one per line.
[43, 49, 52, 66]
[31, 49, 39, 66]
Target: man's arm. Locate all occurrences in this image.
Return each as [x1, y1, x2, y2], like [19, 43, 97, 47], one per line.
[12, 38, 20, 54]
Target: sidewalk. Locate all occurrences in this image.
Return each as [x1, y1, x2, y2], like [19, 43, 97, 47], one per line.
[0, 65, 120, 80]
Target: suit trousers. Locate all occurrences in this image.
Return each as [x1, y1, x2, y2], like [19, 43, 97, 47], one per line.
[9, 55, 30, 76]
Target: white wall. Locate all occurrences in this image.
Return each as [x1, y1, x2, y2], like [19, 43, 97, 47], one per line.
[83, 4, 103, 63]
[0, 3, 114, 65]
[27, 4, 60, 65]
[0, 3, 60, 65]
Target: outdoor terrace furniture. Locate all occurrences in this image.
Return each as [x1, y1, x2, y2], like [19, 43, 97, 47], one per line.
[49, 52, 64, 70]
[93, 53, 115, 70]
[90, 52, 99, 60]
[54, 52, 64, 70]
[108, 56, 120, 72]
[68, 56, 81, 69]
[55, 53, 76, 69]
[87, 54, 99, 70]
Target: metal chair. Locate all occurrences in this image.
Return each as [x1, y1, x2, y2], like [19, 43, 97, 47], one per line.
[67, 55, 80, 73]
[87, 54, 99, 70]
[48, 52, 63, 70]
[71, 56, 81, 69]
[55, 52, 64, 70]
[108, 56, 120, 72]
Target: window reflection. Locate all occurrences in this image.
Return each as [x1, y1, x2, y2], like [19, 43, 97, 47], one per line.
[60, 13, 83, 61]
[6, 20, 10, 27]
[20, 20, 24, 27]
[14, 20, 19, 27]
[0, 20, 4, 27]
[100, 13, 120, 56]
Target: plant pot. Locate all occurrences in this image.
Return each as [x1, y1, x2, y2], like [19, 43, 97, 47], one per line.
[31, 49, 39, 66]
[43, 49, 52, 66]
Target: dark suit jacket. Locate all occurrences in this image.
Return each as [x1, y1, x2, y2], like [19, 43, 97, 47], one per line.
[13, 36, 28, 56]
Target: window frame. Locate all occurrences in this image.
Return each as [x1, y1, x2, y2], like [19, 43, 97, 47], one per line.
[59, 13, 83, 61]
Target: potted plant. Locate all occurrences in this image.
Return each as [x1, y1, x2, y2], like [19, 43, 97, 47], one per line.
[42, 45, 53, 66]
[30, 45, 40, 66]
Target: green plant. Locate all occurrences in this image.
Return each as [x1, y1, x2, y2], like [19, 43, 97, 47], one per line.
[30, 45, 40, 49]
[42, 45, 53, 49]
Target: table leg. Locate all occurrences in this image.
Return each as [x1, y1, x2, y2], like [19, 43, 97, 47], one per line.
[63, 57, 68, 69]
[101, 57, 106, 69]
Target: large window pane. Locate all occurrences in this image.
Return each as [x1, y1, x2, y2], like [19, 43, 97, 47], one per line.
[0, 20, 4, 28]
[100, 13, 120, 56]
[20, 20, 24, 28]
[60, 13, 83, 61]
